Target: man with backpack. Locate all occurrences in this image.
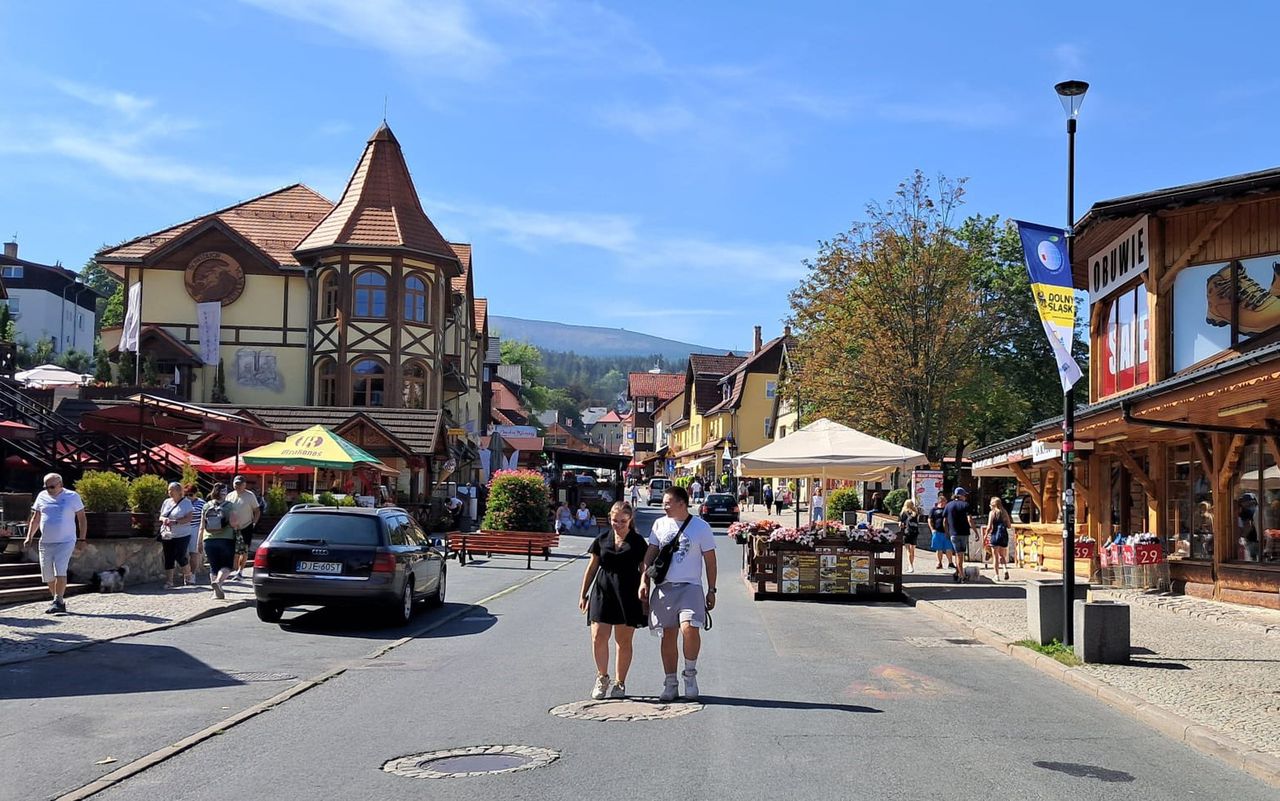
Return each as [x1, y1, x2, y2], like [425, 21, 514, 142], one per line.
[640, 486, 717, 702]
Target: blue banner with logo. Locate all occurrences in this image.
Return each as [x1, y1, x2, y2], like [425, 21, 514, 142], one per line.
[1015, 220, 1082, 393]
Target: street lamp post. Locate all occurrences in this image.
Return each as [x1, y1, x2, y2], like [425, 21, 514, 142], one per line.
[1055, 79, 1088, 647]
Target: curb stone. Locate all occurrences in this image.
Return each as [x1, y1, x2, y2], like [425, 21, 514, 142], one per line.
[0, 599, 252, 666]
[907, 595, 1279, 788]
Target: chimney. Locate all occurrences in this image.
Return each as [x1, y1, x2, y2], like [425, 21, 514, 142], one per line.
[3, 241, 16, 259]
[753, 325, 762, 355]
[783, 324, 792, 338]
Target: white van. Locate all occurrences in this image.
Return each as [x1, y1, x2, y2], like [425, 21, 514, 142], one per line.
[647, 478, 672, 506]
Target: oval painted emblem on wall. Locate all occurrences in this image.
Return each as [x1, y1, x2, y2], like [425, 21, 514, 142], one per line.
[185, 251, 245, 305]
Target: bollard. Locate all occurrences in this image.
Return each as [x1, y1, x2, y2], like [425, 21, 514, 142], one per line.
[1026, 579, 1090, 645]
[1073, 600, 1130, 664]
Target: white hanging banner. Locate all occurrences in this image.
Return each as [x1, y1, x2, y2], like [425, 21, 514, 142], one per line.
[120, 282, 142, 352]
[196, 302, 222, 365]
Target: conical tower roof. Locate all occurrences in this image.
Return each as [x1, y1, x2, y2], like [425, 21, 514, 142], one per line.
[295, 123, 459, 270]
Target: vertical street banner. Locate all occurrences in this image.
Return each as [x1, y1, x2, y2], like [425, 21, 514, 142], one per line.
[120, 281, 142, 352]
[1015, 220, 1083, 393]
[196, 301, 222, 365]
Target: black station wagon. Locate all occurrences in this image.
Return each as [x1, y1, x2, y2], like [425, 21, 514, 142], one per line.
[252, 506, 446, 626]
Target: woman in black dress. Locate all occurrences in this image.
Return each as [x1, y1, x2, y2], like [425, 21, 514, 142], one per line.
[578, 501, 647, 699]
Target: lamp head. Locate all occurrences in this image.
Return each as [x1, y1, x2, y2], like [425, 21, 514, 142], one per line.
[1055, 80, 1089, 118]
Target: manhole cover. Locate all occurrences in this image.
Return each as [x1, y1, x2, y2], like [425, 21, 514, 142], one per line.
[383, 746, 558, 779]
[549, 698, 703, 721]
[904, 637, 982, 647]
[226, 671, 298, 682]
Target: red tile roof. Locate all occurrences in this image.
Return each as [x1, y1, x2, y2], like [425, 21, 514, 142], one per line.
[596, 410, 622, 424]
[628, 372, 684, 400]
[295, 123, 459, 267]
[450, 242, 472, 271]
[705, 335, 790, 415]
[473, 298, 487, 332]
[689, 353, 745, 376]
[97, 184, 334, 267]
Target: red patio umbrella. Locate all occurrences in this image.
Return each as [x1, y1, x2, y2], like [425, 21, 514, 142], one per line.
[0, 421, 38, 442]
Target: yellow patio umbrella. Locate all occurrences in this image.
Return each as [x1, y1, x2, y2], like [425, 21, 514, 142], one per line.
[239, 425, 397, 491]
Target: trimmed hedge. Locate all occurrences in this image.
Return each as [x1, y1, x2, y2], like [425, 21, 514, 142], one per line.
[884, 488, 909, 517]
[826, 487, 860, 519]
[74, 471, 130, 513]
[128, 474, 170, 517]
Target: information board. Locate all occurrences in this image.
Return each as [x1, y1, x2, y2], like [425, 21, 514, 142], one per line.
[781, 550, 873, 593]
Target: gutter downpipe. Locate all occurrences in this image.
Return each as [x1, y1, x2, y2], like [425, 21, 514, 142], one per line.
[303, 261, 318, 407]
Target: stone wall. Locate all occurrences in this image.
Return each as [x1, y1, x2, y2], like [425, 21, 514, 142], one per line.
[21, 538, 167, 585]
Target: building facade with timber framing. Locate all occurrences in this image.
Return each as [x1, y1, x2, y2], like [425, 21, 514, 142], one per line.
[96, 123, 489, 499]
[974, 167, 1280, 609]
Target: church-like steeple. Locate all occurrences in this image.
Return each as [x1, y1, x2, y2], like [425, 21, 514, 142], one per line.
[295, 123, 459, 272]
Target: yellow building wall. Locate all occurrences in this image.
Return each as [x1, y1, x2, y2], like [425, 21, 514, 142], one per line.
[735, 373, 778, 452]
[129, 269, 308, 406]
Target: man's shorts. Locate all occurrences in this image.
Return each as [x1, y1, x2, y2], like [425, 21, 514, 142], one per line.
[39, 540, 76, 582]
[649, 582, 706, 630]
[950, 535, 969, 554]
[234, 528, 250, 556]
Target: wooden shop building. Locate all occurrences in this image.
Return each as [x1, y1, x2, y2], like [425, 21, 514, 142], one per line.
[973, 167, 1280, 610]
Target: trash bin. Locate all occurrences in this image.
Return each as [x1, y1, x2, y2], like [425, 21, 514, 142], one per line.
[1074, 600, 1130, 664]
[1026, 579, 1090, 645]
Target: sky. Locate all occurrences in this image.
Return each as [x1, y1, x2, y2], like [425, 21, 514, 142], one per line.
[2, 1, 1278, 352]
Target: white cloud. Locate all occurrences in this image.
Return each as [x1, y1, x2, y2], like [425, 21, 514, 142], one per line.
[51, 80, 154, 117]
[240, 0, 500, 78]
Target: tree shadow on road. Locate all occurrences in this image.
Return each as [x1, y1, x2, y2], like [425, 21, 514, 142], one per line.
[0, 641, 244, 699]
[697, 695, 882, 714]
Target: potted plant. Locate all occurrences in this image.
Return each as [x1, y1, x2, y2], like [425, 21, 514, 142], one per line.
[481, 469, 551, 534]
[258, 484, 288, 535]
[74, 471, 132, 538]
[826, 487, 861, 526]
[128, 474, 170, 536]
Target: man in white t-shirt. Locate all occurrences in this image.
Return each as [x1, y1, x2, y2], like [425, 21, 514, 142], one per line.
[24, 472, 87, 614]
[689, 478, 702, 502]
[225, 476, 260, 580]
[811, 485, 825, 523]
[640, 485, 717, 702]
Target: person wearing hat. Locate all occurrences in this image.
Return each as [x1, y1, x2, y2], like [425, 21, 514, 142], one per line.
[225, 475, 260, 580]
[943, 486, 973, 582]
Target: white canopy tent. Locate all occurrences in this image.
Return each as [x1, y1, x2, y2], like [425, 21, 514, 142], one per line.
[15, 363, 88, 388]
[739, 418, 927, 482]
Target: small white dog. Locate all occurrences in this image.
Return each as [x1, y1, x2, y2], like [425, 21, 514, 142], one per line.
[92, 566, 128, 593]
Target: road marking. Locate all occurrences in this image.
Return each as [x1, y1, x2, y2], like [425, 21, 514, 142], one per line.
[54, 553, 586, 801]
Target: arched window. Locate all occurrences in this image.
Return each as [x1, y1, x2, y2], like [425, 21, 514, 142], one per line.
[404, 275, 428, 323]
[353, 270, 387, 318]
[318, 270, 338, 319]
[402, 361, 428, 409]
[351, 358, 386, 407]
[316, 358, 337, 407]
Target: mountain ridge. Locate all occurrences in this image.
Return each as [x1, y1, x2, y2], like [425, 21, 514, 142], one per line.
[490, 315, 738, 361]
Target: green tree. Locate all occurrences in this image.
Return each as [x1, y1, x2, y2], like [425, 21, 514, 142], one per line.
[31, 337, 56, 367]
[80, 257, 123, 333]
[499, 339, 545, 385]
[211, 358, 229, 402]
[142, 354, 159, 386]
[93, 347, 113, 384]
[118, 350, 137, 385]
[0, 303, 12, 341]
[58, 348, 90, 373]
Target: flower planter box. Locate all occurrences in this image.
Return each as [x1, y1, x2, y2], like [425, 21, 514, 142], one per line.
[85, 512, 135, 539]
[130, 512, 155, 538]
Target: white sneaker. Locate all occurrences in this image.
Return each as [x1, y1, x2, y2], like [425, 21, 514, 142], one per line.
[591, 674, 610, 700]
[658, 677, 679, 702]
[682, 669, 699, 700]
[609, 681, 626, 699]
[906, 564, 914, 573]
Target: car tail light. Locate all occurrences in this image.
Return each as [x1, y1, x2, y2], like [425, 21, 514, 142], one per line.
[700, 505, 708, 515]
[253, 547, 269, 570]
[372, 552, 397, 573]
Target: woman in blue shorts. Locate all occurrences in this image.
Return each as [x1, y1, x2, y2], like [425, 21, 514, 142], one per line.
[928, 496, 955, 570]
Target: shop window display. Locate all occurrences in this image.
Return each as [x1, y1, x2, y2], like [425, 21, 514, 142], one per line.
[1231, 438, 1279, 563]
[1167, 444, 1213, 560]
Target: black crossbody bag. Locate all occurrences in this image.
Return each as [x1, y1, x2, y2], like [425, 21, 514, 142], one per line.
[647, 515, 693, 584]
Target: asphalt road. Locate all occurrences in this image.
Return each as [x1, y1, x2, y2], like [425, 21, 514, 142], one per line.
[9, 507, 1277, 800]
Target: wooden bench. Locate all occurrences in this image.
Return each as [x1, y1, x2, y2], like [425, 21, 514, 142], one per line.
[446, 531, 561, 569]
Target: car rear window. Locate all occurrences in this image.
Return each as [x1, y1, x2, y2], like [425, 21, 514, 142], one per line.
[268, 514, 381, 546]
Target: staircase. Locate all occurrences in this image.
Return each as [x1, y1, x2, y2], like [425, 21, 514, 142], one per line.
[0, 549, 87, 606]
[0, 380, 168, 480]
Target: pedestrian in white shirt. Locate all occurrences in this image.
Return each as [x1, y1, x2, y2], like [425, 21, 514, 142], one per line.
[640, 486, 717, 702]
[24, 473, 87, 614]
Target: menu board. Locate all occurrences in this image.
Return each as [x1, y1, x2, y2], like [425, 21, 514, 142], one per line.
[780, 549, 873, 594]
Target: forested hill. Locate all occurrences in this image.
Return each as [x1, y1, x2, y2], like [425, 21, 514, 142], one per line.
[490, 315, 729, 361]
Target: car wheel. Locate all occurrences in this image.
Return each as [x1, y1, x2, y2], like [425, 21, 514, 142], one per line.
[429, 567, 446, 607]
[256, 602, 283, 624]
[389, 579, 414, 625]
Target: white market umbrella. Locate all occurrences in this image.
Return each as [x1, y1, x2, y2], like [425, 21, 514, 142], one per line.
[15, 363, 86, 388]
[739, 418, 925, 481]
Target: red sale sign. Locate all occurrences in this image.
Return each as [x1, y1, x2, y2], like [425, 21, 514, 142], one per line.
[1134, 543, 1163, 565]
[1073, 541, 1096, 560]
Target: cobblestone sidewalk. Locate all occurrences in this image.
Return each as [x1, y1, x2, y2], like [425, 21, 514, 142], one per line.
[0, 577, 253, 665]
[901, 565, 1280, 767]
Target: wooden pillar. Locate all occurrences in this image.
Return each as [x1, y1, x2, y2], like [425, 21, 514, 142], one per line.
[1085, 452, 1104, 540]
[1150, 442, 1168, 539]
